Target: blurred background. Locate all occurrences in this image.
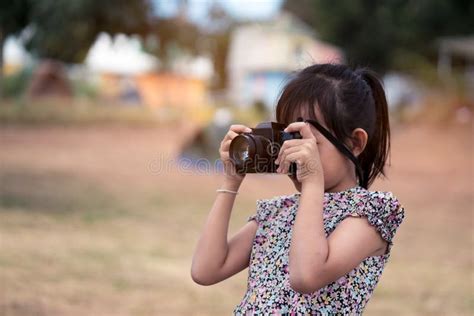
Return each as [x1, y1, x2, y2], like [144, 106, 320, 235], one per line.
[0, 0, 472, 315]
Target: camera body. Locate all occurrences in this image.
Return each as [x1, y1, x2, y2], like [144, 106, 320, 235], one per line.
[229, 122, 302, 174]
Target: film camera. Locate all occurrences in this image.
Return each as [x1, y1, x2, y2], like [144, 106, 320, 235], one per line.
[229, 122, 302, 174]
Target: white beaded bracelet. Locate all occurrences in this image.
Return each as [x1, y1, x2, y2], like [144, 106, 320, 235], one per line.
[216, 189, 239, 195]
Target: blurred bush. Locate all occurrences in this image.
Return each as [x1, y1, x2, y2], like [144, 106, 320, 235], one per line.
[2, 67, 33, 98]
[71, 79, 99, 100]
[0, 100, 157, 126]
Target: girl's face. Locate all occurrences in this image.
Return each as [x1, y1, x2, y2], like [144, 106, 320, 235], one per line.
[288, 106, 358, 193]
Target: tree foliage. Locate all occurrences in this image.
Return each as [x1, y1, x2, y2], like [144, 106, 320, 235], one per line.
[147, 2, 236, 89]
[0, 0, 31, 37]
[284, 0, 474, 72]
[25, 0, 152, 63]
[0, 0, 32, 97]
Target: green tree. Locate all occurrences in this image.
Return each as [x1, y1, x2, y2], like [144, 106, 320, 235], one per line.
[1, 0, 153, 98]
[148, 16, 204, 70]
[146, 1, 236, 89]
[26, 0, 152, 63]
[206, 2, 236, 90]
[0, 0, 32, 97]
[284, 0, 474, 72]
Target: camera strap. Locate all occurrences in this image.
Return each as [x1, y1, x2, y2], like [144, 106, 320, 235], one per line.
[297, 117, 367, 188]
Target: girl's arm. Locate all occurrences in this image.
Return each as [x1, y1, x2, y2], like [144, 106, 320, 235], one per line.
[191, 124, 258, 285]
[190, 180, 258, 285]
[289, 182, 386, 293]
[278, 122, 386, 294]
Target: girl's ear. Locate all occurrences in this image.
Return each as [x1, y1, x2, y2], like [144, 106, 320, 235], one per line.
[350, 128, 368, 157]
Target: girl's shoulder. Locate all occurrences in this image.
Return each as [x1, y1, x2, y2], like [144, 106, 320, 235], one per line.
[315, 186, 405, 246]
[325, 186, 403, 214]
[359, 188, 405, 222]
[252, 186, 403, 213]
[248, 187, 405, 242]
[345, 187, 405, 248]
[364, 188, 402, 205]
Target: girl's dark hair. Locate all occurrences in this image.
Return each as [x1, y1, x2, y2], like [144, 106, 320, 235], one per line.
[276, 63, 390, 188]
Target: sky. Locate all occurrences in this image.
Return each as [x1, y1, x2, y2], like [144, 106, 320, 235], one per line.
[153, 0, 284, 25]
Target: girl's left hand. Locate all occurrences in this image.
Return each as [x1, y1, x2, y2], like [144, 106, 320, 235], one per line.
[275, 122, 324, 186]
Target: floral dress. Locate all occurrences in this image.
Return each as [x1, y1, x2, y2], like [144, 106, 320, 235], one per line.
[233, 186, 405, 315]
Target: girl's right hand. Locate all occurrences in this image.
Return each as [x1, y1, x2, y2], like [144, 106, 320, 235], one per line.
[219, 124, 252, 186]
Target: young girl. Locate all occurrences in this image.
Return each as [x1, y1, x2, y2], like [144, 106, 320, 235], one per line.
[191, 63, 405, 315]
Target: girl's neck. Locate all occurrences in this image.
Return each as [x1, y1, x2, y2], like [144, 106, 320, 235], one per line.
[325, 177, 359, 193]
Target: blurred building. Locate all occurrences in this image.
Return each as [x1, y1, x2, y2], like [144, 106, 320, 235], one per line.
[85, 32, 213, 109]
[438, 35, 474, 102]
[227, 12, 343, 110]
[85, 33, 160, 76]
[135, 73, 207, 109]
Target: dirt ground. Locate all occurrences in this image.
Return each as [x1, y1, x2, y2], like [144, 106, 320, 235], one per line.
[0, 120, 472, 315]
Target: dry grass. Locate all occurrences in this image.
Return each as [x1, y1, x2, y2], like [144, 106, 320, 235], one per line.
[0, 119, 472, 315]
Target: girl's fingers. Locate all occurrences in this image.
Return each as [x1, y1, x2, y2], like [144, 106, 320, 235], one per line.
[275, 139, 307, 171]
[277, 151, 304, 173]
[276, 139, 306, 159]
[223, 130, 239, 142]
[284, 122, 315, 140]
[220, 124, 251, 155]
[220, 139, 232, 152]
[229, 125, 252, 134]
[275, 145, 300, 168]
[284, 152, 304, 165]
[221, 151, 230, 160]
[222, 125, 251, 142]
[277, 139, 318, 173]
[281, 151, 305, 174]
[276, 139, 314, 164]
[277, 146, 305, 173]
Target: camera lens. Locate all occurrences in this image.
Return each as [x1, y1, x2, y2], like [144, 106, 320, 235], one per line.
[231, 136, 251, 163]
[230, 133, 273, 173]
